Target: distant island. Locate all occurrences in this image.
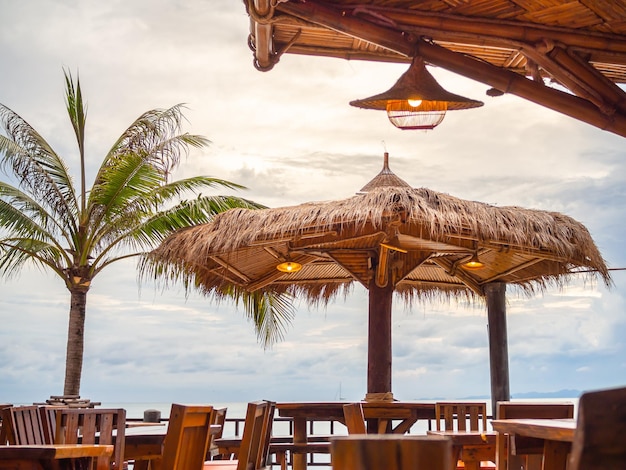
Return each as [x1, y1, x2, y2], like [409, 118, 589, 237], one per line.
[510, 389, 581, 399]
[418, 389, 581, 400]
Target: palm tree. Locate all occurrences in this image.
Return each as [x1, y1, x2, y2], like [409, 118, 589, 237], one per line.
[0, 71, 293, 396]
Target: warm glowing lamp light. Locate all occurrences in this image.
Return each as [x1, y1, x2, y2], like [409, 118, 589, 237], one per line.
[407, 98, 423, 107]
[463, 252, 485, 270]
[350, 57, 483, 130]
[276, 261, 302, 273]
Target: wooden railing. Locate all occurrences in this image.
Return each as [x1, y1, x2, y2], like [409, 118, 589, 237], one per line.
[221, 416, 440, 468]
[125, 413, 457, 468]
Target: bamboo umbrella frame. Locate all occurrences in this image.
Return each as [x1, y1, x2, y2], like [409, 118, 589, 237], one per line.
[145, 162, 610, 404]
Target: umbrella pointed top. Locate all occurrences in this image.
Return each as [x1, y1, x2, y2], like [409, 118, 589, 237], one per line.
[358, 152, 411, 194]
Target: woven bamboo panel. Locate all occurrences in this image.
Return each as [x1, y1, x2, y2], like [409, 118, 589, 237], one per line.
[256, 0, 626, 83]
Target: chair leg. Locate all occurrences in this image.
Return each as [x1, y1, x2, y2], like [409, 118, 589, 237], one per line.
[275, 449, 287, 470]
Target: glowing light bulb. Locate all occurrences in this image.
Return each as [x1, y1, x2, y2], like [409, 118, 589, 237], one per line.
[277, 261, 302, 273]
[407, 98, 422, 108]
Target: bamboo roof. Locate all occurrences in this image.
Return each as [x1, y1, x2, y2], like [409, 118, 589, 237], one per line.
[146, 156, 610, 301]
[245, 0, 626, 137]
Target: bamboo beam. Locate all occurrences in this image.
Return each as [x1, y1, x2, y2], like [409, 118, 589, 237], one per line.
[481, 258, 544, 284]
[362, 7, 626, 57]
[376, 245, 391, 288]
[276, 0, 626, 137]
[430, 257, 483, 296]
[247, 0, 275, 70]
[393, 252, 433, 285]
[276, 0, 414, 56]
[273, 276, 354, 285]
[449, 235, 587, 265]
[325, 252, 371, 288]
[414, 39, 626, 137]
[521, 42, 626, 114]
[209, 256, 251, 283]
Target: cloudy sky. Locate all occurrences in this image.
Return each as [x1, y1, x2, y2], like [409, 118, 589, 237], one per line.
[1, 0, 624, 409]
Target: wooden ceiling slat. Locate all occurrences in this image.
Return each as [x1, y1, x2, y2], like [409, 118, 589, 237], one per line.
[246, 0, 626, 134]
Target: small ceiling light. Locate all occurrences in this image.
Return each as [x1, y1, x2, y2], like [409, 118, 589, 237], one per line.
[463, 252, 485, 270]
[276, 261, 302, 273]
[350, 57, 483, 130]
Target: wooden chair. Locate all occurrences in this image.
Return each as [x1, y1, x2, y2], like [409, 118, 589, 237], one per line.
[204, 400, 275, 470]
[206, 408, 227, 460]
[39, 405, 66, 445]
[153, 404, 214, 470]
[569, 386, 626, 470]
[54, 407, 126, 470]
[207, 407, 227, 460]
[331, 434, 454, 470]
[0, 404, 12, 445]
[343, 403, 367, 434]
[435, 402, 488, 432]
[496, 401, 574, 470]
[1, 405, 52, 445]
[435, 402, 493, 470]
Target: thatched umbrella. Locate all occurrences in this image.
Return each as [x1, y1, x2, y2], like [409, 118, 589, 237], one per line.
[145, 153, 610, 408]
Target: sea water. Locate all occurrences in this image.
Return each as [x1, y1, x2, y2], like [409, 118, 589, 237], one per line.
[100, 396, 579, 436]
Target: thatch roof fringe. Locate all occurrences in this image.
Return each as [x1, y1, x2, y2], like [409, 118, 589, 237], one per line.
[144, 186, 611, 303]
[169, 186, 608, 278]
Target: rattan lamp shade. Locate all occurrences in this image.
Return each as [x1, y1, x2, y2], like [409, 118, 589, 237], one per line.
[350, 57, 484, 130]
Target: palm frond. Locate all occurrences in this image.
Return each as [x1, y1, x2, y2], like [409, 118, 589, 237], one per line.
[0, 182, 74, 249]
[0, 237, 66, 278]
[92, 194, 264, 267]
[137, 251, 295, 347]
[101, 105, 209, 179]
[64, 70, 87, 155]
[234, 288, 296, 347]
[0, 106, 79, 227]
[64, 70, 88, 213]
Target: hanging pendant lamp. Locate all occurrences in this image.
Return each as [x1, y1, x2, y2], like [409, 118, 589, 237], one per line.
[350, 57, 483, 130]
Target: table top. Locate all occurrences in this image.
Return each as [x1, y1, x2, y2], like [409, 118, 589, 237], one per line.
[0, 444, 114, 460]
[427, 430, 497, 445]
[277, 401, 436, 420]
[122, 423, 221, 460]
[491, 419, 576, 442]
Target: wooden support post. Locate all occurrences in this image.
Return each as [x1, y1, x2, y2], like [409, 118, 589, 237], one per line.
[485, 282, 510, 418]
[367, 276, 394, 397]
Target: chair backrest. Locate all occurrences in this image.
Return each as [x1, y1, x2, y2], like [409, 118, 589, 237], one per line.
[496, 401, 574, 420]
[0, 404, 13, 445]
[569, 386, 626, 470]
[435, 402, 487, 432]
[496, 401, 575, 469]
[161, 404, 214, 470]
[206, 407, 227, 459]
[1, 405, 51, 445]
[39, 405, 66, 445]
[331, 435, 453, 470]
[343, 403, 367, 434]
[235, 400, 276, 470]
[55, 407, 126, 470]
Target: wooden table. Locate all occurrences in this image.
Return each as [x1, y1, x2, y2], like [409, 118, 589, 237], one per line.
[124, 423, 222, 470]
[0, 444, 113, 470]
[123, 424, 167, 467]
[427, 430, 496, 470]
[215, 435, 331, 470]
[491, 418, 576, 470]
[277, 401, 436, 470]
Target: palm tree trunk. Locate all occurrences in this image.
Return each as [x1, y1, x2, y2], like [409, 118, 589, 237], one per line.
[63, 288, 88, 396]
